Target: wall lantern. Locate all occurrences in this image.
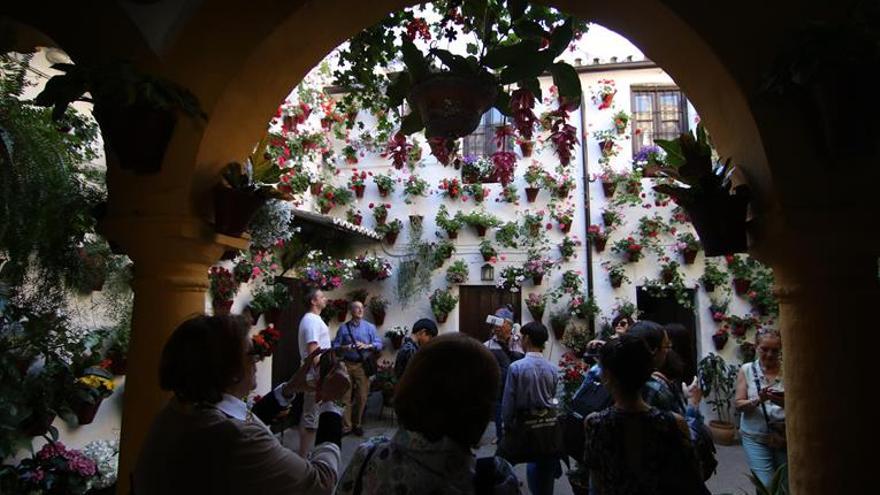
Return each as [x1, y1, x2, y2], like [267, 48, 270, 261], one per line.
[481, 263, 494, 281]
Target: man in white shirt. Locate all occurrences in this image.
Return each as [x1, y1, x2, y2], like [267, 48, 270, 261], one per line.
[297, 287, 331, 456]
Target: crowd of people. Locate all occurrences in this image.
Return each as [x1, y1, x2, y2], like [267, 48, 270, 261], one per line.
[132, 288, 786, 494]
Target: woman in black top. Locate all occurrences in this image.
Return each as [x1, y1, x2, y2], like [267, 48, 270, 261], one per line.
[583, 335, 703, 495]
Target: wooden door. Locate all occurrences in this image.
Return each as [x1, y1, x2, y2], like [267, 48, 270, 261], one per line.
[636, 286, 698, 383]
[458, 286, 522, 343]
[271, 279, 307, 388]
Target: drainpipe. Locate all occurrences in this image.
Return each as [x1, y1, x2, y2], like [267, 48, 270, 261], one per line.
[579, 96, 596, 337]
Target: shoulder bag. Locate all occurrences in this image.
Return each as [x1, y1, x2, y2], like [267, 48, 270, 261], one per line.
[497, 408, 565, 464]
[347, 323, 378, 377]
[752, 368, 786, 449]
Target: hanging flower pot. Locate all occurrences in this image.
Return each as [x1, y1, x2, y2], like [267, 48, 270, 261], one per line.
[559, 223, 571, 234]
[246, 306, 263, 325]
[384, 232, 399, 245]
[310, 183, 323, 196]
[408, 74, 498, 139]
[435, 312, 449, 324]
[447, 229, 458, 240]
[610, 274, 623, 288]
[265, 308, 282, 325]
[682, 249, 698, 265]
[350, 214, 363, 226]
[594, 238, 607, 253]
[519, 140, 534, 157]
[555, 186, 570, 199]
[75, 397, 105, 426]
[353, 185, 365, 198]
[730, 322, 748, 338]
[529, 224, 540, 237]
[552, 324, 566, 341]
[378, 188, 390, 198]
[733, 278, 751, 295]
[371, 310, 386, 326]
[627, 251, 643, 263]
[375, 212, 388, 225]
[739, 342, 756, 363]
[409, 214, 423, 227]
[213, 186, 267, 237]
[712, 332, 729, 351]
[389, 334, 404, 350]
[361, 269, 378, 282]
[599, 139, 614, 157]
[601, 181, 616, 197]
[601, 211, 616, 227]
[661, 269, 676, 284]
[525, 187, 539, 202]
[475, 226, 487, 237]
[528, 307, 544, 323]
[337, 308, 349, 322]
[532, 274, 544, 286]
[319, 203, 333, 214]
[212, 299, 233, 316]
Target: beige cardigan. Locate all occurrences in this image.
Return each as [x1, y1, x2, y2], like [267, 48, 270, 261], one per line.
[134, 398, 340, 495]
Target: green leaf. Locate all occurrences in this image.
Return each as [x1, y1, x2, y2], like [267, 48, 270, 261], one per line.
[550, 62, 582, 105]
[520, 78, 542, 102]
[513, 19, 548, 40]
[462, 0, 489, 21]
[548, 17, 575, 58]
[400, 111, 424, 135]
[483, 39, 541, 69]
[655, 138, 686, 168]
[431, 49, 475, 75]
[507, 0, 527, 21]
[466, 43, 479, 56]
[494, 91, 512, 117]
[401, 38, 430, 82]
[386, 71, 411, 106]
[499, 52, 554, 84]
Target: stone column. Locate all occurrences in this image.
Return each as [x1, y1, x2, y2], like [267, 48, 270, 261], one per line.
[103, 216, 248, 493]
[773, 251, 877, 493]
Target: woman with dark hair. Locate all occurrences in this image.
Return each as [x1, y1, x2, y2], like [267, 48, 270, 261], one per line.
[627, 321, 682, 415]
[134, 314, 350, 495]
[583, 335, 704, 495]
[336, 333, 520, 494]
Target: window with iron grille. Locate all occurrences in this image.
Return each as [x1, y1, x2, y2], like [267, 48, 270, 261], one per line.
[630, 86, 688, 155]
[460, 108, 514, 184]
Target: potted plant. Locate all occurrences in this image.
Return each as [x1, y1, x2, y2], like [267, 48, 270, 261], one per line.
[429, 288, 459, 324]
[698, 353, 739, 445]
[602, 261, 630, 288]
[461, 210, 501, 237]
[495, 221, 520, 249]
[612, 110, 630, 134]
[653, 125, 750, 256]
[347, 170, 368, 198]
[517, 137, 535, 158]
[557, 270, 585, 297]
[712, 327, 730, 351]
[251, 324, 283, 360]
[370, 202, 391, 225]
[709, 297, 730, 323]
[445, 260, 469, 284]
[209, 266, 237, 315]
[368, 296, 389, 326]
[551, 203, 575, 233]
[586, 224, 609, 252]
[346, 207, 363, 226]
[523, 252, 555, 286]
[568, 295, 600, 321]
[464, 181, 490, 203]
[342, 144, 359, 164]
[376, 219, 403, 245]
[612, 237, 644, 263]
[72, 242, 111, 294]
[675, 232, 702, 264]
[373, 172, 396, 197]
[385, 326, 409, 350]
[659, 260, 682, 284]
[592, 129, 618, 158]
[436, 205, 464, 239]
[248, 282, 289, 324]
[521, 210, 546, 237]
[633, 144, 666, 177]
[461, 155, 494, 183]
[549, 310, 572, 341]
[315, 186, 353, 214]
[72, 367, 115, 425]
[247, 199, 295, 250]
[726, 314, 757, 339]
[8, 441, 101, 493]
[355, 254, 393, 281]
[591, 79, 617, 109]
[479, 239, 498, 262]
[490, 150, 517, 186]
[727, 254, 754, 295]
[595, 167, 619, 197]
[523, 162, 544, 202]
[432, 240, 457, 269]
[701, 261, 728, 292]
[402, 175, 429, 204]
[558, 235, 581, 261]
[526, 293, 547, 322]
[347, 288, 369, 304]
[497, 183, 519, 204]
[601, 207, 621, 229]
[439, 177, 463, 200]
[496, 265, 526, 293]
[544, 171, 576, 199]
[213, 162, 279, 237]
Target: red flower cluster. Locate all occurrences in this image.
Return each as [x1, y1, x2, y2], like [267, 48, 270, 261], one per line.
[252, 324, 282, 360]
[510, 88, 538, 140]
[491, 151, 517, 185]
[385, 133, 412, 169]
[438, 178, 462, 199]
[550, 119, 578, 166]
[405, 17, 431, 41]
[428, 137, 453, 165]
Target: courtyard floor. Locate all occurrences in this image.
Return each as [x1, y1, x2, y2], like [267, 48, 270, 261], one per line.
[280, 394, 755, 494]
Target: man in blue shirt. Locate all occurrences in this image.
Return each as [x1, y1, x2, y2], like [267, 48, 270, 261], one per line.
[393, 318, 438, 379]
[331, 300, 382, 436]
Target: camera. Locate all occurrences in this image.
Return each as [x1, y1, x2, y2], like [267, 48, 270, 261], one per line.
[485, 315, 506, 326]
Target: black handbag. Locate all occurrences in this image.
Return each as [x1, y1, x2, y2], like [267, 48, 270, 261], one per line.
[346, 323, 377, 377]
[497, 408, 564, 464]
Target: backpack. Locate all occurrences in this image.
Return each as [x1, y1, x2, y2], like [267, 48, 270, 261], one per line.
[562, 375, 613, 462]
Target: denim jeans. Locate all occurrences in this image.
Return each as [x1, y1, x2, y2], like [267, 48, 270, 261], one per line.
[494, 401, 503, 440]
[741, 433, 787, 487]
[526, 458, 561, 495]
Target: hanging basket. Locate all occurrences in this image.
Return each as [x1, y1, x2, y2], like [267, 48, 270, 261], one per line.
[475, 226, 487, 237]
[532, 274, 544, 286]
[712, 332, 729, 351]
[213, 186, 267, 237]
[408, 74, 498, 139]
[75, 396, 105, 426]
[682, 249, 699, 264]
[525, 187, 539, 202]
[371, 310, 386, 326]
[435, 312, 449, 324]
[610, 274, 623, 288]
[447, 229, 459, 240]
[353, 185, 365, 198]
[212, 299, 233, 315]
[594, 237, 607, 252]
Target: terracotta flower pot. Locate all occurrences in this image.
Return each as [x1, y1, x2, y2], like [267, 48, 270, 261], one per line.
[375, 213, 387, 225]
[371, 310, 386, 326]
[708, 420, 737, 446]
[384, 232, 399, 245]
[733, 278, 751, 295]
[712, 332, 729, 351]
[310, 183, 323, 196]
[594, 237, 607, 252]
[212, 299, 233, 315]
[602, 212, 616, 227]
[409, 215, 423, 227]
[213, 186, 267, 237]
[475, 226, 487, 237]
[555, 186, 570, 198]
[435, 312, 449, 324]
[482, 253, 494, 262]
[662, 270, 675, 284]
[532, 274, 544, 286]
[75, 397, 104, 426]
[525, 187, 539, 202]
[703, 281, 716, 293]
[408, 74, 498, 139]
[559, 223, 571, 233]
[528, 308, 544, 323]
[319, 204, 332, 214]
[346, 156, 358, 165]
[601, 181, 616, 197]
[379, 188, 390, 198]
[389, 334, 404, 350]
[447, 230, 458, 240]
[552, 324, 566, 341]
[353, 185, 365, 198]
[350, 215, 362, 226]
[519, 141, 534, 157]
[683, 249, 698, 264]
[337, 309, 348, 322]
[627, 251, 642, 263]
[599, 139, 614, 157]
